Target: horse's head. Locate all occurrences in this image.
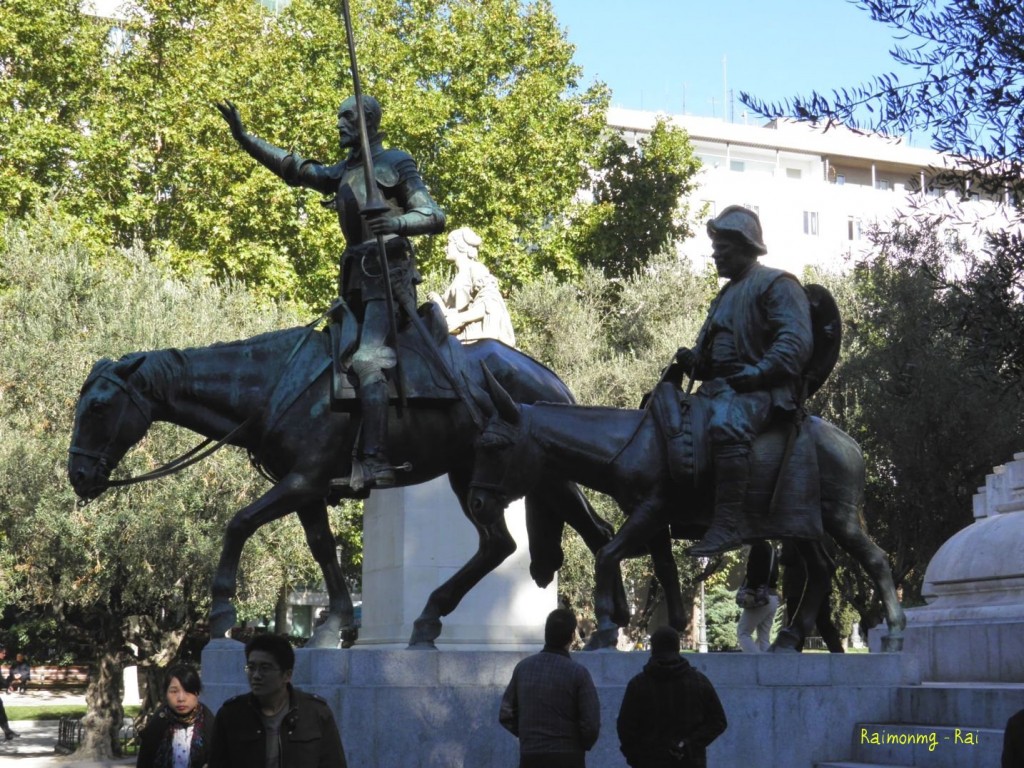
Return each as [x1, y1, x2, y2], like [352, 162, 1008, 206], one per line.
[68, 355, 153, 502]
[467, 365, 537, 521]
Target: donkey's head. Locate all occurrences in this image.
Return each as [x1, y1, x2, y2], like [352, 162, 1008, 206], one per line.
[466, 365, 540, 522]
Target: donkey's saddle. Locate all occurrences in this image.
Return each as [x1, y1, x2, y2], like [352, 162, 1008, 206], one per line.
[648, 382, 823, 541]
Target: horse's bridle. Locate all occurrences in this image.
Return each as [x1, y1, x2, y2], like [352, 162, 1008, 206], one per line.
[69, 369, 248, 502]
[467, 414, 531, 508]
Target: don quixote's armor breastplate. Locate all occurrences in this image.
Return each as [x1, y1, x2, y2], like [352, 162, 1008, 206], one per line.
[335, 158, 405, 247]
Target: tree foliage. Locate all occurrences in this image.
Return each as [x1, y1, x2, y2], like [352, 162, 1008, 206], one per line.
[807, 221, 1024, 613]
[0, 0, 609, 306]
[0, 207, 360, 757]
[574, 119, 704, 279]
[0, 0, 107, 218]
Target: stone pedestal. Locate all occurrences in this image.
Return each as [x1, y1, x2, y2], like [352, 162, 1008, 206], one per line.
[903, 451, 1024, 681]
[358, 477, 555, 649]
[201, 642, 922, 768]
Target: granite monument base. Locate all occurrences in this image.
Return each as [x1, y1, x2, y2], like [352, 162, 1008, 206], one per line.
[202, 642, 926, 767]
[900, 452, 1024, 682]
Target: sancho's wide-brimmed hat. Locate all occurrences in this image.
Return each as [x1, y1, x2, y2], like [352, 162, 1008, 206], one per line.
[706, 205, 768, 255]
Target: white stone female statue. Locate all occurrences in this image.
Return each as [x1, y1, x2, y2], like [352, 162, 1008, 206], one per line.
[429, 227, 516, 347]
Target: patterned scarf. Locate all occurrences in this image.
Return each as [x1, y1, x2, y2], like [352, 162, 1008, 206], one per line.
[152, 703, 207, 768]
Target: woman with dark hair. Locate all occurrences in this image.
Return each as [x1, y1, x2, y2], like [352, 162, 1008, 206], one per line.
[137, 664, 214, 768]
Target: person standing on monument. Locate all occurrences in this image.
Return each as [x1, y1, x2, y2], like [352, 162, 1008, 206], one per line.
[216, 96, 446, 489]
[429, 226, 516, 347]
[208, 634, 347, 768]
[499, 608, 600, 768]
[616, 626, 727, 768]
[676, 205, 813, 557]
[735, 541, 780, 653]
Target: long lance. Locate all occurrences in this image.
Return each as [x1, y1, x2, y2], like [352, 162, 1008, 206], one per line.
[339, 0, 405, 413]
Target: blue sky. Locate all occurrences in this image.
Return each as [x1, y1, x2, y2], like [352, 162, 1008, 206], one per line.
[548, 0, 913, 122]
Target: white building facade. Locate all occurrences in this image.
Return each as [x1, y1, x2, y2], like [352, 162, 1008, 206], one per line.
[608, 107, 1011, 276]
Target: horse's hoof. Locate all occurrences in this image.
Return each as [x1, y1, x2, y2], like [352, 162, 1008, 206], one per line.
[341, 628, 358, 649]
[529, 564, 555, 589]
[209, 602, 237, 639]
[583, 628, 618, 651]
[410, 617, 442, 647]
[406, 640, 438, 650]
[882, 636, 904, 652]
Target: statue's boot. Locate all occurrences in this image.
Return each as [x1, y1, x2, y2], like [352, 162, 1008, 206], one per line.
[357, 378, 396, 489]
[689, 452, 748, 556]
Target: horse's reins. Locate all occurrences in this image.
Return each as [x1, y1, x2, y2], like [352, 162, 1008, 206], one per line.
[72, 310, 328, 501]
[69, 370, 254, 502]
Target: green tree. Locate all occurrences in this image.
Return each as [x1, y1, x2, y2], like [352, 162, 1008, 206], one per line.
[2, 0, 608, 305]
[574, 119, 704, 279]
[807, 221, 1024, 611]
[0, 207, 360, 758]
[0, 0, 106, 219]
[703, 582, 741, 652]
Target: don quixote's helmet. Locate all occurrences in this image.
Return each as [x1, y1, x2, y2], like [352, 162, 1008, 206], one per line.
[706, 205, 768, 256]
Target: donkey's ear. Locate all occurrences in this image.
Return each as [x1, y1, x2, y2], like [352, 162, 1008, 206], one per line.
[480, 363, 520, 424]
[113, 355, 146, 380]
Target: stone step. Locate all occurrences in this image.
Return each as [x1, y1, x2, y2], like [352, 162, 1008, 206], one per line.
[896, 681, 1024, 729]
[847, 723, 1002, 768]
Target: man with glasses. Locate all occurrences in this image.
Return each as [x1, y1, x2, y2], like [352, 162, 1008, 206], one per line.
[209, 634, 347, 767]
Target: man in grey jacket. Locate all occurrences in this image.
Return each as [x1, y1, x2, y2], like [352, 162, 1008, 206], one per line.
[500, 609, 600, 768]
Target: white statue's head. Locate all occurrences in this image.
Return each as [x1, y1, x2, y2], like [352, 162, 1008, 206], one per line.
[446, 227, 482, 261]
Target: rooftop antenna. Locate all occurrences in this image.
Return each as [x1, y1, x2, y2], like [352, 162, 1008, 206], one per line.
[722, 55, 727, 122]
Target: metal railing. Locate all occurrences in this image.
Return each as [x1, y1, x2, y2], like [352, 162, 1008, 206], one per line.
[56, 716, 83, 754]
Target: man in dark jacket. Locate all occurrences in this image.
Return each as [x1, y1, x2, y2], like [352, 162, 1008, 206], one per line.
[1003, 707, 1024, 768]
[209, 634, 347, 768]
[617, 626, 727, 768]
[500, 608, 601, 768]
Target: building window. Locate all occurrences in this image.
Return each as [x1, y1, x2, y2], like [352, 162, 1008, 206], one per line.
[836, 173, 846, 185]
[786, 168, 802, 180]
[847, 216, 863, 241]
[803, 211, 819, 236]
[730, 160, 746, 172]
[875, 178, 891, 191]
[743, 204, 759, 216]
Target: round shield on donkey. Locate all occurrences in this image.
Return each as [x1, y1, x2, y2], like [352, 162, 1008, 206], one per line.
[803, 283, 842, 400]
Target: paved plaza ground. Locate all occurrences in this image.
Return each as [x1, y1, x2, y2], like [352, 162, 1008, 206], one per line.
[0, 689, 134, 767]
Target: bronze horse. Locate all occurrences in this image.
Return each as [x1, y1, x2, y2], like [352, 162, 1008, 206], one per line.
[68, 325, 627, 648]
[468, 370, 907, 652]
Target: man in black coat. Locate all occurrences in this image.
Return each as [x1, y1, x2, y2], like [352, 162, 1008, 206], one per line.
[209, 634, 347, 768]
[617, 627, 727, 768]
